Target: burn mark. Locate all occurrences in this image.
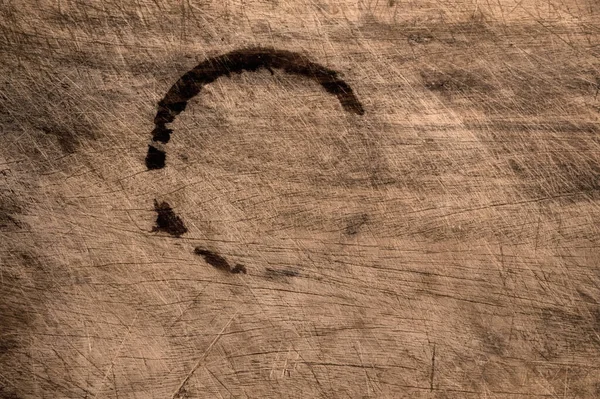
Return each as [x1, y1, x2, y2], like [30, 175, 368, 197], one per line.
[151, 200, 187, 237]
[194, 247, 247, 274]
[145, 145, 166, 170]
[146, 47, 365, 170]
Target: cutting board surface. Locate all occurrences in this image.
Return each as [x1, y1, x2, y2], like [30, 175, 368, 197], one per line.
[1, 1, 599, 398]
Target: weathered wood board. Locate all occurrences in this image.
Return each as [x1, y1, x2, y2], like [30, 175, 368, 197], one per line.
[1, 0, 599, 398]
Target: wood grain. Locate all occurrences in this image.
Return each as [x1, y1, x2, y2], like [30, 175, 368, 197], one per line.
[1, 1, 599, 398]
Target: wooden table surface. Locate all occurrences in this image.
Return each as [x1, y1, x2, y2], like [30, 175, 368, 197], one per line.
[1, 1, 599, 398]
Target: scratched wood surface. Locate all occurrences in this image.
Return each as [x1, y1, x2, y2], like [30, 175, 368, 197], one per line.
[1, 1, 599, 398]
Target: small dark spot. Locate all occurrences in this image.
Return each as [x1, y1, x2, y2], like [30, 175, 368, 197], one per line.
[577, 288, 597, 305]
[508, 159, 524, 174]
[424, 78, 447, 91]
[421, 69, 492, 93]
[408, 34, 433, 45]
[145, 145, 166, 170]
[345, 213, 369, 235]
[0, 211, 20, 230]
[265, 268, 299, 278]
[0, 337, 17, 355]
[231, 264, 247, 274]
[0, 386, 22, 399]
[152, 200, 187, 237]
[194, 247, 246, 274]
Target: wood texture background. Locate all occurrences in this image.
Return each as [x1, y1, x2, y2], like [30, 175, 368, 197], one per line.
[1, 0, 599, 397]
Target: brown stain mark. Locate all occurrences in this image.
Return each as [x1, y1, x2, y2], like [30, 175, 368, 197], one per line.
[538, 303, 600, 359]
[1, 255, 38, 354]
[0, 251, 57, 398]
[0, 338, 17, 355]
[576, 289, 600, 345]
[37, 122, 94, 154]
[468, 120, 600, 203]
[421, 69, 493, 93]
[264, 267, 300, 278]
[151, 200, 188, 237]
[146, 47, 365, 170]
[408, 33, 433, 45]
[194, 247, 247, 274]
[0, 194, 22, 231]
[344, 213, 369, 236]
[354, 14, 495, 47]
[231, 264, 247, 274]
[0, 212, 20, 230]
[0, 386, 22, 399]
[508, 158, 525, 174]
[2, 70, 98, 159]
